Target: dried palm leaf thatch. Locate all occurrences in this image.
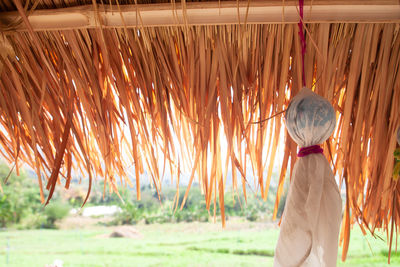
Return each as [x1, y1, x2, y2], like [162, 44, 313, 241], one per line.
[0, 1, 400, 260]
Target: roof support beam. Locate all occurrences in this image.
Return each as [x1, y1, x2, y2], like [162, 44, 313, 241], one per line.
[0, 0, 399, 31]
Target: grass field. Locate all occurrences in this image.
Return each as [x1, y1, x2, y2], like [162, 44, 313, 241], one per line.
[0, 219, 399, 267]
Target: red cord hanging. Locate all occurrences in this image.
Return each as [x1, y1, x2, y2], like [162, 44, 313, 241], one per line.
[298, 0, 306, 87]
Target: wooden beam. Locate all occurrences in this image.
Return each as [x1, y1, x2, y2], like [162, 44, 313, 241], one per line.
[0, 0, 399, 31]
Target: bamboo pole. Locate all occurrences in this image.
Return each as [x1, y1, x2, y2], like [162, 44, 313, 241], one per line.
[0, 0, 399, 31]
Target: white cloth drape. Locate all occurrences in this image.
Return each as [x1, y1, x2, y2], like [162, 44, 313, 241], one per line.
[274, 88, 342, 267]
[274, 154, 342, 267]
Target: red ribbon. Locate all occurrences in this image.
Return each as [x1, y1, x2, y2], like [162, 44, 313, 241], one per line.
[298, 0, 306, 87]
[297, 145, 323, 157]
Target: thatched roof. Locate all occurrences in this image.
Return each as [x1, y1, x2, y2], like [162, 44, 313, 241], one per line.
[0, 0, 399, 260]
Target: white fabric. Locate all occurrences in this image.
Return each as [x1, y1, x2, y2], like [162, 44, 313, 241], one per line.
[274, 87, 342, 267]
[285, 88, 336, 147]
[274, 154, 342, 267]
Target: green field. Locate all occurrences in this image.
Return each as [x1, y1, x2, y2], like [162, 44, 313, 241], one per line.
[0, 220, 399, 267]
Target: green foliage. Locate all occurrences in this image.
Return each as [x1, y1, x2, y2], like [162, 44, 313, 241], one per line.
[0, 162, 70, 229]
[112, 201, 142, 225]
[0, 193, 13, 227]
[43, 201, 71, 228]
[17, 213, 47, 230]
[0, 161, 288, 228]
[245, 208, 259, 222]
[104, 182, 285, 226]
[0, 164, 43, 228]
